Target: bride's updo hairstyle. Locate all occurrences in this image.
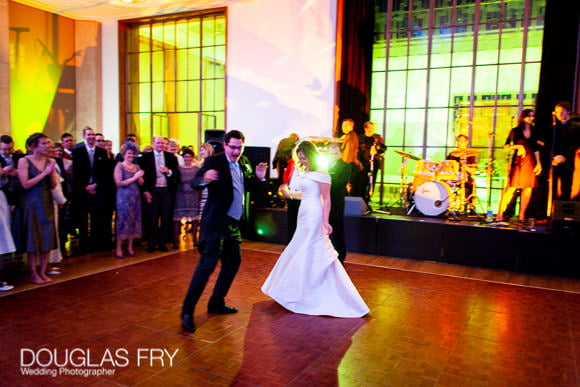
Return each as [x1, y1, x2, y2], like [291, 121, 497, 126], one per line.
[296, 140, 320, 171]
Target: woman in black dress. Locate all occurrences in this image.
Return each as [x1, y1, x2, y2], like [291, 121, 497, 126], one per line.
[496, 109, 542, 223]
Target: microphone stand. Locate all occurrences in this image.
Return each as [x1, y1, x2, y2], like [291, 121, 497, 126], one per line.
[457, 117, 494, 218]
[369, 142, 390, 215]
[547, 113, 557, 223]
[497, 120, 515, 221]
[485, 131, 496, 218]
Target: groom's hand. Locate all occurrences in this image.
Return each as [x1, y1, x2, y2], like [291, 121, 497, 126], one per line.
[255, 162, 268, 180]
[204, 169, 219, 183]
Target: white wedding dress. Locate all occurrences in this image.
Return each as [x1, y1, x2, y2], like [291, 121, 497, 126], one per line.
[262, 171, 369, 318]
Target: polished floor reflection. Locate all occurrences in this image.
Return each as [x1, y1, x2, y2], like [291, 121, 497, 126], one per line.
[1, 241, 579, 385]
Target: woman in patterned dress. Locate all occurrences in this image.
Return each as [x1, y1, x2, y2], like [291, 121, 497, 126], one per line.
[173, 148, 201, 247]
[114, 142, 144, 258]
[196, 143, 214, 219]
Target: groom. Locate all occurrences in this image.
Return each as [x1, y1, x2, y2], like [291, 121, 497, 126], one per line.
[181, 130, 267, 333]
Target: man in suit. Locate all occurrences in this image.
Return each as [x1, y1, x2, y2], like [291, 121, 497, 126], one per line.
[138, 136, 179, 252]
[327, 142, 350, 264]
[0, 135, 24, 207]
[181, 130, 267, 333]
[60, 133, 74, 161]
[358, 121, 386, 207]
[72, 127, 114, 252]
[550, 101, 580, 200]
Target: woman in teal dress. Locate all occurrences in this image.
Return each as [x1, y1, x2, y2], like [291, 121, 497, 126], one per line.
[17, 133, 58, 284]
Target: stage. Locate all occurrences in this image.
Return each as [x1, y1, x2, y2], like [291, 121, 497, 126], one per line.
[247, 206, 580, 279]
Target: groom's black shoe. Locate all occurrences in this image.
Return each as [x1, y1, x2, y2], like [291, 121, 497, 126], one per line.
[181, 314, 195, 333]
[207, 305, 238, 314]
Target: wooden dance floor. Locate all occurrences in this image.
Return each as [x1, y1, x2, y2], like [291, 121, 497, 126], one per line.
[1, 241, 579, 385]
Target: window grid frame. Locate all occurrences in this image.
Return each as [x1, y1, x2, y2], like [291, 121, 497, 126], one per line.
[371, 0, 544, 209]
[122, 11, 226, 146]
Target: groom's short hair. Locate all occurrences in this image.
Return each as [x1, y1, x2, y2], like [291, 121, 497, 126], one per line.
[225, 130, 245, 144]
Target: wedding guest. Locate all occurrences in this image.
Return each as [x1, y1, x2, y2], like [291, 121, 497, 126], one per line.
[138, 136, 179, 253]
[52, 142, 73, 255]
[114, 142, 144, 258]
[173, 148, 202, 248]
[46, 140, 67, 274]
[17, 133, 58, 284]
[0, 156, 16, 291]
[60, 133, 74, 160]
[169, 138, 184, 166]
[195, 143, 214, 217]
[72, 127, 114, 253]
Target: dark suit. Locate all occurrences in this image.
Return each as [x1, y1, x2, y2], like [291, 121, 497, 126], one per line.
[358, 133, 386, 204]
[182, 152, 263, 314]
[328, 158, 350, 263]
[54, 157, 73, 250]
[137, 150, 179, 249]
[0, 153, 24, 206]
[72, 145, 114, 251]
[550, 118, 580, 200]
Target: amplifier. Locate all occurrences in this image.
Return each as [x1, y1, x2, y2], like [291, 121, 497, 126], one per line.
[344, 196, 369, 216]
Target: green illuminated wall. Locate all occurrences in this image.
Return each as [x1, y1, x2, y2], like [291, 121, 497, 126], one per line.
[124, 13, 225, 150]
[9, 2, 76, 148]
[371, 0, 545, 212]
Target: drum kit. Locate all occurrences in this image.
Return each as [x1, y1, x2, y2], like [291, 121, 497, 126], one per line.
[394, 149, 481, 217]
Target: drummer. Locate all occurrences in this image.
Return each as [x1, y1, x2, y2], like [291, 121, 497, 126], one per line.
[447, 134, 478, 211]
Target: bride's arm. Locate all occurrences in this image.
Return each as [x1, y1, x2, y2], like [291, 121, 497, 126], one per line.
[279, 183, 302, 201]
[319, 181, 332, 235]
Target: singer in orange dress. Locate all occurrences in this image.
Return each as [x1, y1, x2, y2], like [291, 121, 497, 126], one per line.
[496, 109, 542, 222]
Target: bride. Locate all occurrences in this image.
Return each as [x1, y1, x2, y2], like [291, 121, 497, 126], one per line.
[262, 141, 369, 318]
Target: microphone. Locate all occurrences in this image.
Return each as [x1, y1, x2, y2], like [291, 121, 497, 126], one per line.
[552, 112, 557, 127]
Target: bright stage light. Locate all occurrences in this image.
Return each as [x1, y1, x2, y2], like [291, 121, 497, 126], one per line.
[317, 153, 330, 169]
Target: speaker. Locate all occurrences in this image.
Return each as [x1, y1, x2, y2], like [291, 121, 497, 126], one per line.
[204, 129, 225, 143]
[243, 146, 271, 208]
[552, 200, 580, 233]
[243, 146, 271, 178]
[344, 196, 369, 215]
[204, 130, 225, 154]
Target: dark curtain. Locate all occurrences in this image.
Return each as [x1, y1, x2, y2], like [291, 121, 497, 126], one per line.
[535, 1, 579, 131]
[529, 0, 580, 218]
[334, 0, 375, 137]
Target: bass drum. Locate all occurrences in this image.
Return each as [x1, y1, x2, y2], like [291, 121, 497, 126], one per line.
[414, 181, 452, 216]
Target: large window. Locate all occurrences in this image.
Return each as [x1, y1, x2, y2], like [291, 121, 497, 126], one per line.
[122, 11, 226, 148]
[371, 0, 545, 211]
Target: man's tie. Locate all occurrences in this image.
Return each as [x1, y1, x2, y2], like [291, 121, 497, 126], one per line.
[228, 162, 244, 220]
[88, 149, 95, 184]
[156, 152, 165, 167]
[155, 152, 167, 187]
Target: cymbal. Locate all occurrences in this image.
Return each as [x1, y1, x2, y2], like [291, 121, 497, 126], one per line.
[449, 148, 480, 158]
[394, 150, 420, 160]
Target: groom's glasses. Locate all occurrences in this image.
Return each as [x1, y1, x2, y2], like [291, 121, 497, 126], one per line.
[227, 144, 244, 151]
